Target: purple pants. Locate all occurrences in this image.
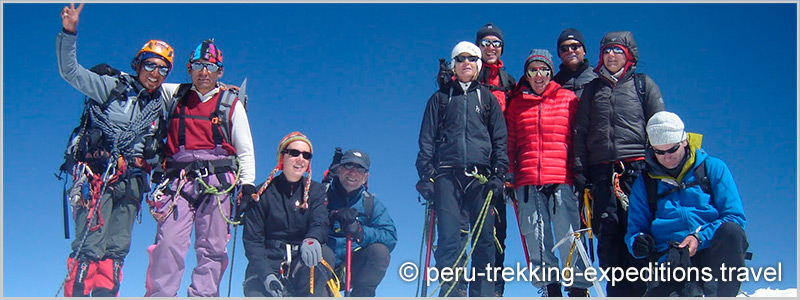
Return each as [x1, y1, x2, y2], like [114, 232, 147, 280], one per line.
[145, 148, 234, 297]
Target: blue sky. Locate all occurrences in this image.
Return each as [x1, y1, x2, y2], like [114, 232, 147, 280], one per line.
[2, 2, 797, 297]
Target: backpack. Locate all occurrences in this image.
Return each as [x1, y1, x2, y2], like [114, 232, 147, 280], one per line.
[642, 160, 713, 215]
[169, 83, 242, 148]
[58, 64, 130, 174]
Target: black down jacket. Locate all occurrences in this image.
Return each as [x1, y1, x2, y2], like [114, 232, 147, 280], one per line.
[572, 71, 664, 174]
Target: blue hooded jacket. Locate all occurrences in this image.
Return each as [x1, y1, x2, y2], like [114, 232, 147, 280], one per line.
[326, 181, 397, 266]
[626, 133, 746, 258]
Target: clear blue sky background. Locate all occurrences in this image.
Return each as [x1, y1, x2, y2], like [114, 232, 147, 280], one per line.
[2, 2, 797, 297]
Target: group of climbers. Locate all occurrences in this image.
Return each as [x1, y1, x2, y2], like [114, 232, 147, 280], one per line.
[57, 3, 397, 297]
[416, 23, 749, 298]
[55, 3, 749, 297]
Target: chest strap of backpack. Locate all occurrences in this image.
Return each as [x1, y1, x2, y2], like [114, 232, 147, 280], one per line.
[175, 86, 237, 147]
[644, 160, 712, 215]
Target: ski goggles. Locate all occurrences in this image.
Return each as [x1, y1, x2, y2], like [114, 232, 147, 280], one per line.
[603, 46, 625, 55]
[652, 143, 682, 155]
[282, 148, 313, 160]
[190, 62, 221, 73]
[526, 67, 551, 78]
[454, 55, 480, 63]
[479, 39, 502, 48]
[340, 162, 368, 174]
[559, 43, 582, 53]
[142, 61, 170, 76]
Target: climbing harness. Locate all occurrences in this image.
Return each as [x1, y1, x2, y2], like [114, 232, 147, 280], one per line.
[147, 157, 241, 225]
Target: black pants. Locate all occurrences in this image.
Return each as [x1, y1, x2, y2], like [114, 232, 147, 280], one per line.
[243, 245, 336, 297]
[645, 222, 749, 297]
[433, 171, 495, 297]
[493, 196, 507, 295]
[588, 161, 648, 297]
[347, 243, 391, 296]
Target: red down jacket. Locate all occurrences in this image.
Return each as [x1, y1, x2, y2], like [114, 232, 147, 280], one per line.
[505, 79, 579, 188]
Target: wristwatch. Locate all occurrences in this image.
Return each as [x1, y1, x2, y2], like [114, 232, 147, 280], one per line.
[689, 232, 701, 244]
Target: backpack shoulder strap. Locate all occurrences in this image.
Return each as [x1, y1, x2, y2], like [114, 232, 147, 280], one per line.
[212, 87, 239, 145]
[694, 160, 713, 197]
[634, 72, 647, 107]
[643, 172, 659, 216]
[362, 190, 374, 220]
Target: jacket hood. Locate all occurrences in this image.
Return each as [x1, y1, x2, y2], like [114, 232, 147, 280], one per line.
[646, 132, 705, 183]
[600, 31, 638, 62]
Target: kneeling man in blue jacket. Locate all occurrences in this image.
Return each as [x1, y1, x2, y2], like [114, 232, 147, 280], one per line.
[626, 111, 748, 297]
[327, 149, 397, 296]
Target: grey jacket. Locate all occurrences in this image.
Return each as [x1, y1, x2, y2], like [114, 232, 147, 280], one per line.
[57, 30, 169, 162]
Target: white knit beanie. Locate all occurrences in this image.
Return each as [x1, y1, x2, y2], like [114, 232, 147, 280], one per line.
[449, 41, 482, 72]
[647, 111, 687, 146]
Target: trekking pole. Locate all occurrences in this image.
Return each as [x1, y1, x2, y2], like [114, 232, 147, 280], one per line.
[345, 233, 352, 297]
[227, 185, 242, 297]
[227, 224, 238, 297]
[509, 189, 531, 265]
[421, 202, 435, 297]
[415, 195, 427, 297]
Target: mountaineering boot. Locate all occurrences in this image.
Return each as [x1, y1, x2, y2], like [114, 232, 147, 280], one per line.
[546, 283, 563, 297]
[93, 258, 123, 296]
[64, 257, 96, 297]
[566, 287, 589, 297]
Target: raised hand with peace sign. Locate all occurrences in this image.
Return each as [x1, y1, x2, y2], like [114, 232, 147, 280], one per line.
[60, 3, 83, 33]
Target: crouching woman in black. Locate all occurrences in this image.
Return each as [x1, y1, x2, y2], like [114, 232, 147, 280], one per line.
[242, 132, 335, 297]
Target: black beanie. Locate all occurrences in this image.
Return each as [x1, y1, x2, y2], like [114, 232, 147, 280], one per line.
[557, 28, 585, 52]
[476, 23, 505, 54]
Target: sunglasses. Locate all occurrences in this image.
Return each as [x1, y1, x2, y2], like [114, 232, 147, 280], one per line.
[282, 148, 313, 160]
[479, 39, 502, 48]
[652, 143, 682, 155]
[559, 43, 582, 53]
[341, 162, 368, 173]
[603, 46, 625, 55]
[454, 55, 480, 63]
[142, 61, 170, 77]
[526, 67, 551, 78]
[190, 62, 221, 73]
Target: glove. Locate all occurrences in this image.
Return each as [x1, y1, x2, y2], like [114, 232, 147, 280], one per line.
[416, 178, 435, 201]
[331, 207, 358, 226]
[300, 238, 322, 267]
[505, 172, 515, 186]
[263, 273, 287, 297]
[664, 241, 691, 269]
[344, 221, 364, 241]
[633, 233, 656, 258]
[234, 184, 257, 222]
[487, 176, 505, 194]
[574, 173, 588, 193]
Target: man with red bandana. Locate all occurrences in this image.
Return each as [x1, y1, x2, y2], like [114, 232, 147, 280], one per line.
[572, 31, 665, 297]
[144, 39, 255, 297]
[474, 23, 516, 297]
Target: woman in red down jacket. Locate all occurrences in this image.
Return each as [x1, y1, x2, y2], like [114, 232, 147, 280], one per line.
[504, 49, 591, 296]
